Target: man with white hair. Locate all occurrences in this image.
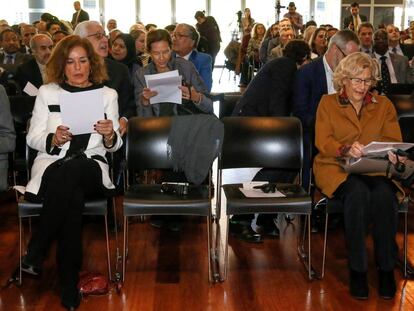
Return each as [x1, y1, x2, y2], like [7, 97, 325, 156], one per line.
[74, 21, 135, 135]
[172, 23, 212, 91]
[15, 34, 53, 92]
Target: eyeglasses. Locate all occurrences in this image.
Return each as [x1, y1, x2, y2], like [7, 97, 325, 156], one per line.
[336, 44, 348, 57]
[87, 32, 107, 40]
[349, 77, 375, 86]
[173, 33, 190, 39]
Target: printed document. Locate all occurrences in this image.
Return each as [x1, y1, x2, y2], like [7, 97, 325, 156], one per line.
[59, 88, 104, 135]
[144, 70, 182, 105]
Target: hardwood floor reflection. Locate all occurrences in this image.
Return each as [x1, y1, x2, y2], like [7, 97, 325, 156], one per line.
[1, 191, 414, 311]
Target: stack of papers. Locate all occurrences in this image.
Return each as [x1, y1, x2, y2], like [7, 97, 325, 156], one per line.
[239, 182, 286, 198]
[144, 70, 182, 105]
[362, 141, 414, 157]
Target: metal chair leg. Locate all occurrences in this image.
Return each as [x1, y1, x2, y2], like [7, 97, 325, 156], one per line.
[207, 216, 212, 283]
[322, 213, 329, 279]
[307, 214, 312, 280]
[19, 217, 23, 286]
[122, 216, 128, 283]
[404, 211, 408, 278]
[104, 214, 112, 281]
[223, 216, 229, 281]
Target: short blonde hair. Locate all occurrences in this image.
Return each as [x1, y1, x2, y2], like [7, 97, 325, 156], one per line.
[333, 52, 380, 92]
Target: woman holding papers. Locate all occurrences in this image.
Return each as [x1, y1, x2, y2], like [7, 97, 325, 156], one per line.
[21, 35, 122, 310]
[313, 52, 402, 300]
[133, 28, 213, 117]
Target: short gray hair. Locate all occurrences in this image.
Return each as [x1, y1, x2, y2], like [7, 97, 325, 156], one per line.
[177, 23, 200, 48]
[328, 29, 359, 51]
[73, 20, 101, 38]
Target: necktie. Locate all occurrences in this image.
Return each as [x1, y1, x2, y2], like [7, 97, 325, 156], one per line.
[5, 54, 13, 64]
[380, 56, 391, 95]
[392, 47, 397, 54]
[353, 16, 358, 32]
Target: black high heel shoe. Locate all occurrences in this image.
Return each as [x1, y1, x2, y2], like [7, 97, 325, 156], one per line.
[61, 287, 81, 310]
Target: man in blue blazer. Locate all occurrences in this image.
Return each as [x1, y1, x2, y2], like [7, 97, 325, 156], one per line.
[293, 30, 360, 190]
[173, 23, 213, 92]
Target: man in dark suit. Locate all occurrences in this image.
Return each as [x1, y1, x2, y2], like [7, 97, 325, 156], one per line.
[71, 1, 89, 28]
[194, 11, 221, 67]
[172, 23, 212, 91]
[15, 34, 53, 94]
[0, 29, 32, 78]
[20, 24, 37, 55]
[358, 22, 374, 55]
[373, 29, 413, 94]
[293, 30, 360, 189]
[74, 21, 135, 136]
[386, 24, 414, 60]
[343, 2, 367, 31]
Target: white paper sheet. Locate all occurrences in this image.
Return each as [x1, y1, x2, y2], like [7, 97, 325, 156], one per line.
[23, 81, 39, 96]
[144, 70, 182, 105]
[362, 141, 414, 156]
[59, 88, 104, 135]
[239, 182, 286, 198]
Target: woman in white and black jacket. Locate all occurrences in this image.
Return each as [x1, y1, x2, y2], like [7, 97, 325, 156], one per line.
[22, 35, 122, 310]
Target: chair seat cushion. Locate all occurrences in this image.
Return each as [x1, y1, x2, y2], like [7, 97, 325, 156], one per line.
[123, 184, 211, 216]
[18, 197, 108, 218]
[223, 183, 311, 215]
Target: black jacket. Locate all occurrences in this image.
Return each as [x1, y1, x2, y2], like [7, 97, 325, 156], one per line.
[104, 58, 136, 119]
[15, 58, 43, 93]
[236, 56, 298, 117]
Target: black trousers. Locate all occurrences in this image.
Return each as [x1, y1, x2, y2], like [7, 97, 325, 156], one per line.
[26, 157, 104, 291]
[333, 174, 399, 272]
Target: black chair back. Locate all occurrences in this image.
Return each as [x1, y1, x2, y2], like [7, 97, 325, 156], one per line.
[126, 117, 173, 171]
[398, 113, 414, 144]
[388, 94, 414, 115]
[219, 93, 242, 119]
[220, 117, 303, 170]
[9, 96, 35, 126]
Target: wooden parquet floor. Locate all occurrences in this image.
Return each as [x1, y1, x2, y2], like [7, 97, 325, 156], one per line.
[1, 191, 414, 311]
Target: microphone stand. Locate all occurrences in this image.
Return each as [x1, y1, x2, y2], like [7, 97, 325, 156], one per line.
[275, 0, 285, 23]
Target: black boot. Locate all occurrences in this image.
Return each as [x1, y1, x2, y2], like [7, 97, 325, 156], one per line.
[229, 219, 262, 243]
[349, 269, 369, 300]
[61, 285, 81, 310]
[378, 269, 396, 299]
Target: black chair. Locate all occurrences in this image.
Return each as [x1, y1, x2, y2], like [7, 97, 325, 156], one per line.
[217, 117, 314, 280]
[16, 145, 113, 285]
[9, 96, 36, 188]
[218, 92, 242, 119]
[388, 94, 414, 115]
[122, 117, 218, 283]
[398, 112, 414, 144]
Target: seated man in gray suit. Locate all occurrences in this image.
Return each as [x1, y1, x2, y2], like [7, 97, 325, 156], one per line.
[0, 29, 32, 78]
[373, 29, 413, 94]
[0, 84, 16, 191]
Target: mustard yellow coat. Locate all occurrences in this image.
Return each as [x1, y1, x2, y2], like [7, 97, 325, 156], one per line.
[313, 93, 402, 198]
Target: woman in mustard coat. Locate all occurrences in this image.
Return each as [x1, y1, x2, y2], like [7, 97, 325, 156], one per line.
[313, 52, 402, 300]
